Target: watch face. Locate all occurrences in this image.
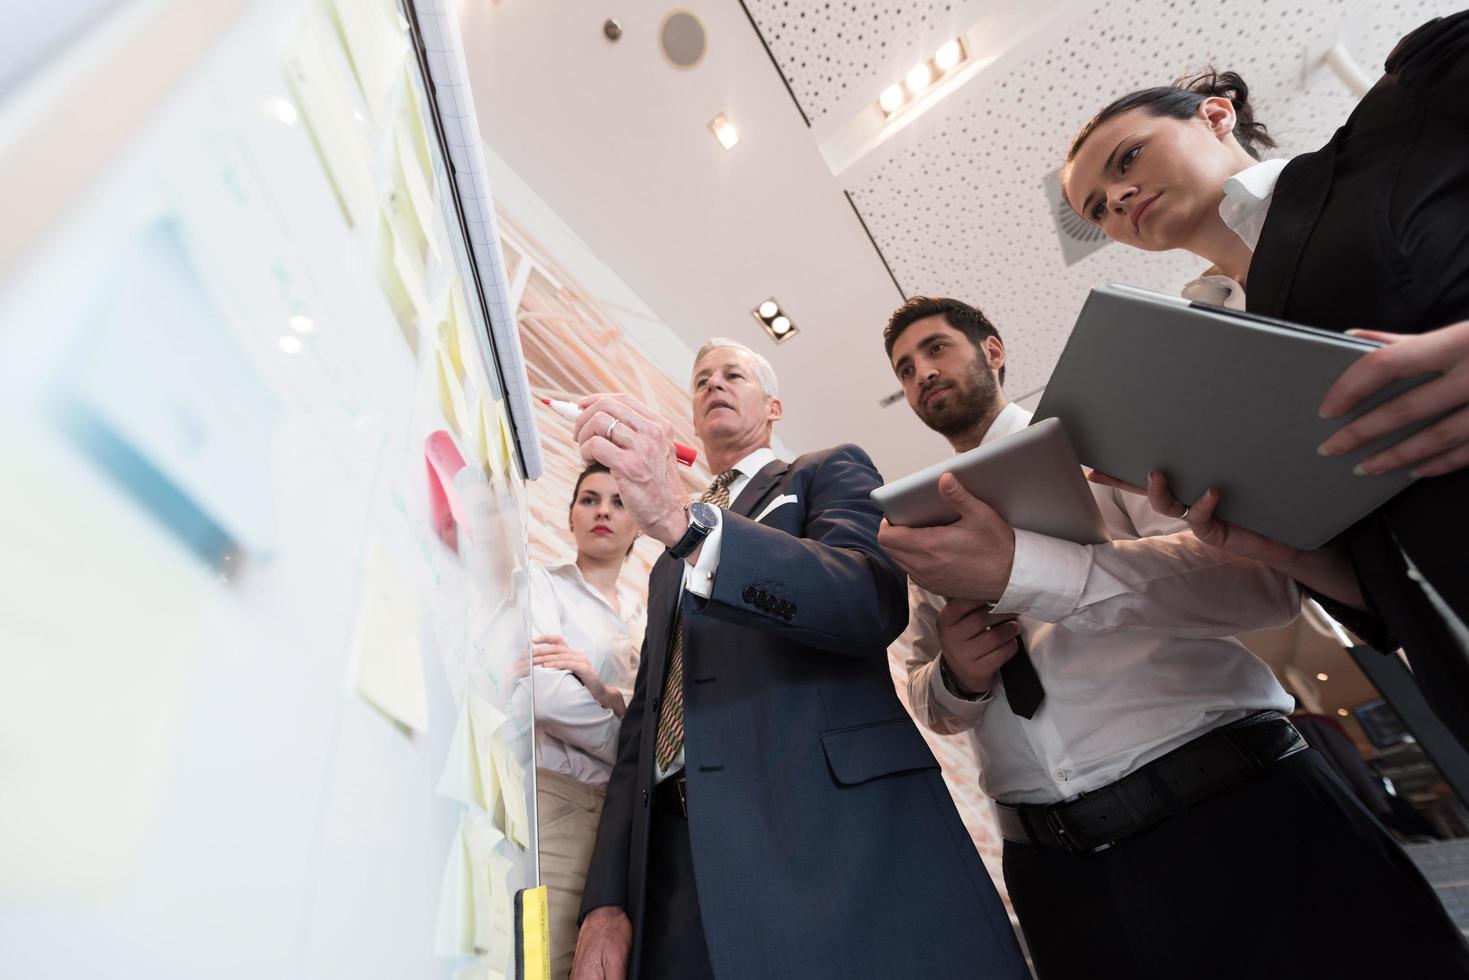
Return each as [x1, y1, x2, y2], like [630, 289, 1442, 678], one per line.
[689, 501, 719, 530]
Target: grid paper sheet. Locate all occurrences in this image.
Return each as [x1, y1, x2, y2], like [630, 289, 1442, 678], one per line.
[412, 0, 544, 479]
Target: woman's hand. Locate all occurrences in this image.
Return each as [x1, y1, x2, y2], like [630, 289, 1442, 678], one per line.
[1317, 321, 1469, 478]
[532, 635, 624, 715]
[1086, 470, 1364, 609]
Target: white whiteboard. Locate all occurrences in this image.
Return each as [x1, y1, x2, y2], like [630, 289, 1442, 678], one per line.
[0, 0, 536, 976]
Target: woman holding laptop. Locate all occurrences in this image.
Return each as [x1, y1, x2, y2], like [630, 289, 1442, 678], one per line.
[1060, 12, 1469, 747]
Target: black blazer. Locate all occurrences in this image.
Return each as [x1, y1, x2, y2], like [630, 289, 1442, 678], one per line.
[579, 444, 1026, 979]
[1247, 12, 1469, 742]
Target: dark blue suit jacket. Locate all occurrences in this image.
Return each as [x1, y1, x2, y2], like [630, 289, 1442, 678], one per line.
[580, 444, 1026, 979]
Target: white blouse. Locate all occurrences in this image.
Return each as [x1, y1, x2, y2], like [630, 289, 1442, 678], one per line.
[528, 560, 646, 787]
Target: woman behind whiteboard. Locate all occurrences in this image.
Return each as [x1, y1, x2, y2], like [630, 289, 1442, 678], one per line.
[528, 463, 646, 978]
[1060, 12, 1469, 746]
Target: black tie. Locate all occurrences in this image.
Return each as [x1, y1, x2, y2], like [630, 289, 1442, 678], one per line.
[1000, 636, 1045, 718]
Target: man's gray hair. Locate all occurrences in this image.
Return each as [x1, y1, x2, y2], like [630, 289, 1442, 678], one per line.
[692, 338, 780, 398]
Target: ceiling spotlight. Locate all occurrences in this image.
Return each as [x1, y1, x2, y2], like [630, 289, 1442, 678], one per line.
[904, 62, 933, 95]
[934, 38, 964, 72]
[1337, 707, 1350, 717]
[878, 38, 967, 119]
[710, 113, 739, 150]
[752, 298, 799, 343]
[1316, 672, 1329, 682]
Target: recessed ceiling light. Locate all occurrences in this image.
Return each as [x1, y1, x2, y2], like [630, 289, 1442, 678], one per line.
[904, 62, 933, 95]
[1337, 707, 1350, 717]
[1316, 672, 1329, 682]
[934, 39, 964, 72]
[752, 298, 798, 343]
[877, 37, 968, 120]
[710, 114, 739, 150]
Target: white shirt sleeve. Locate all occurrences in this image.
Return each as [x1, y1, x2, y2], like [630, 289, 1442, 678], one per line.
[681, 508, 723, 599]
[990, 488, 1301, 637]
[527, 563, 563, 639]
[904, 584, 990, 735]
[532, 666, 620, 765]
[527, 564, 621, 762]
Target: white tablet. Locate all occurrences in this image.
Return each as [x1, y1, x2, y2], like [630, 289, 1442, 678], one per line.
[871, 417, 1109, 545]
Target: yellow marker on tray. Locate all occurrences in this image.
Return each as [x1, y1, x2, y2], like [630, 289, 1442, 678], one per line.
[514, 886, 550, 980]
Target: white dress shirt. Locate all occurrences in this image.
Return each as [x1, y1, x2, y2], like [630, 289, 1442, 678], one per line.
[907, 403, 1299, 805]
[655, 445, 778, 782]
[529, 560, 647, 788]
[1181, 157, 1290, 310]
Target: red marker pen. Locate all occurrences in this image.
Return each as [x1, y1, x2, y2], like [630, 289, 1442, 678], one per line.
[540, 397, 698, 467]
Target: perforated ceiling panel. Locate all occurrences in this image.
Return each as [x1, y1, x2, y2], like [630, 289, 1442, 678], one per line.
[840, 0, 1462, 399]
[743, 0, 956, 120]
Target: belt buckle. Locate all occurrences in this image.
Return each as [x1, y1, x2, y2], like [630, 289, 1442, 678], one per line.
[1044, 810, 1085, 855]
[1045, 809, 1111, 855]
[676, 777, 688, 817]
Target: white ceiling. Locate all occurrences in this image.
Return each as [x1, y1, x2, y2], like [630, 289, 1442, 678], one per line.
[462, 0, 1459, 480]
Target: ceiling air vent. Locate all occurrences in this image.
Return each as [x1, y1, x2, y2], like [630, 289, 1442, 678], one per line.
[1043, 169, 1109, 266]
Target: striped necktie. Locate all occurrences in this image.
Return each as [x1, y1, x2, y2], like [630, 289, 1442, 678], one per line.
[653, 469, 736, 771]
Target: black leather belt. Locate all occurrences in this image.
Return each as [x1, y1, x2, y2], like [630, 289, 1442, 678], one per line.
[995, 711, 1307, 854]
[652, 772, 688, 818]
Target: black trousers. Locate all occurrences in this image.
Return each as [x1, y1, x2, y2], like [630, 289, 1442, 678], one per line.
[1004, 748, 1469, 980]
[638, 783, 716, 980]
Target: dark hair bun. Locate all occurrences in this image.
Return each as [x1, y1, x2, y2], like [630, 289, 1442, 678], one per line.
[1177, 68, 1277, 156]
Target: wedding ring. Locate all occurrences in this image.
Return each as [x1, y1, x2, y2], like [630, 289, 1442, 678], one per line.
[1180, 506, 1191, 520]
[605, 419, 622, 442]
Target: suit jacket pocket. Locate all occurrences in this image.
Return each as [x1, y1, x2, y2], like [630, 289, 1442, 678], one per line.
[821, 717, 940, 786]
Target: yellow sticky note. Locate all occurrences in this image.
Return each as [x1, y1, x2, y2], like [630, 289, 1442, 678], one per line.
[329, 0, 408, 123]
[285, 5, 378, 227]
[477, 397, 506, 479]
[395, 126, 441, 262]
[453, 958, 507, 980]
[438, 319, 464, 381]
[449, 282, 478, 375]
[434, 821, 475, 956]
[497, 404, 516, 475]
[350, 544, 429, 732]
[462, 810, 514, 959]
[377, 211, 431, 349]
[490, 731, 531, 849]
[437, 344, 470, 437]
[435, 695, 486, 809]
[400, 63, 435, 182]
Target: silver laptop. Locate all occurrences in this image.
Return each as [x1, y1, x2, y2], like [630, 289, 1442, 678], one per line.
[1033, 284, 1440, 550]
[871, 417, 1109, 545]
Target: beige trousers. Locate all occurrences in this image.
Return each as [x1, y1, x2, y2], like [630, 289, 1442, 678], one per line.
[536, 767, 606, 979]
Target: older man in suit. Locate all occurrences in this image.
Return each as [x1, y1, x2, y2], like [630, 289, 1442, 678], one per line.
[566, 338, 1026, 980]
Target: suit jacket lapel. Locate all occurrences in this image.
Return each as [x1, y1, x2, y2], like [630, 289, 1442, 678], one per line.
[1246, 144, 1337, 318]
[644, 552, 683, 689]
[730, 459, 789, 519]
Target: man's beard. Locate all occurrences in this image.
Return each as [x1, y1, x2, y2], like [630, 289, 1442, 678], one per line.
[917, 362, 1000, 438]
